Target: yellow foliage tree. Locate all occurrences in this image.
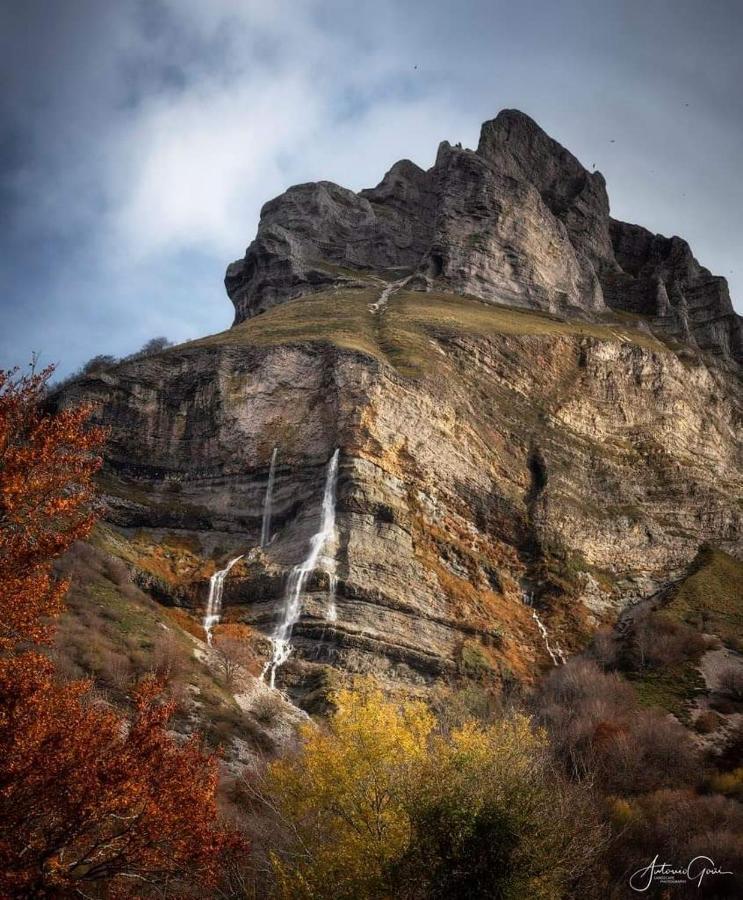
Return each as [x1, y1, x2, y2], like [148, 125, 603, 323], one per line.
[394, 715, 603, 899]
[265, 680, 434, 898]
[255, 680, 604, 900]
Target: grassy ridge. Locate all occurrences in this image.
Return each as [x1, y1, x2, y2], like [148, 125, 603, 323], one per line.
[186, 286, 668, 376]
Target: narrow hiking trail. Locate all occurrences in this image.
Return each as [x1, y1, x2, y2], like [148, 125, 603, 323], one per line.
[369, 276, 411, 313]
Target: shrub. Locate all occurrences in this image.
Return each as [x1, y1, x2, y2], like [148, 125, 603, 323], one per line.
[708, 768, 743, 800]
[695, 709, 723, 734]
[391, 716, 605, 900]
[249, 681, 605, 899]
[212, 623, 260, 688]
[152, 628, 188, 685]
[251, 689, 283, 727]
[124, 336, 173, 361]
[588, 627, 619, 670]
[630, 611, 707, 670]
[81, 353, 118, 374]
[533, 659, 699, 793]
[717, 720, 743, 770]
[718, 664, 743, 701]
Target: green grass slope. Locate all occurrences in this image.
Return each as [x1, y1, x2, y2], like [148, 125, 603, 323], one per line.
[187, 286, 668, 377]
[665, 546, 743, 651]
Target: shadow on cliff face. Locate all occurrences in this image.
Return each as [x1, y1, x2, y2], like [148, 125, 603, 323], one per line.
[526, 446, 548, 506]
[522, 445, 549, 575]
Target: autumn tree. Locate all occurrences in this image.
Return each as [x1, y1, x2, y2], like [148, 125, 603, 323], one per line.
[247, 680, 433, 898]
[248, 680, 604, 900]
[0, 364, 104, 650]
[212, 622, 260, 688]
[391, 716, 606, 899]
[0, 365, 243, 896]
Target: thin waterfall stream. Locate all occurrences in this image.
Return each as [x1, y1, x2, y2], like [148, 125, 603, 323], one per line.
[523, 591, 566, 666]
[203, 555, 243, 645]
[262, 449, 340, 688]
[260, 447, 278, 547]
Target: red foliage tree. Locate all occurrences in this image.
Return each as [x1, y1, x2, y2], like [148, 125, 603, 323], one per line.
[0, 366, 244, 896]
[0, 365, 104, 650]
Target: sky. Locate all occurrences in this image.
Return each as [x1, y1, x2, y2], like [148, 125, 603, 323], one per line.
[1, 0, 741, 377]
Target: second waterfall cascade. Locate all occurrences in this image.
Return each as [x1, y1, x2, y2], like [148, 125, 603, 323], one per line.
[260, 447, 278, 547]
[203, 556, 243, 645]
[262, 449, 340, 688]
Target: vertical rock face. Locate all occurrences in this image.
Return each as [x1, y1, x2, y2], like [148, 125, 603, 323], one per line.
[58, 305, 743, 699]
[226, 109, 741, 365]
[57, 110, 742, 704]
[476, 109, 616, 277]
[602, 220, 743, 363]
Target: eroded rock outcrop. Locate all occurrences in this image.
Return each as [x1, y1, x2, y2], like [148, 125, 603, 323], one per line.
[603, 220, 743, 363]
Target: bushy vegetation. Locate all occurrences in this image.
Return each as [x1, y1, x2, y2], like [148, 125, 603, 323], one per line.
[228, 681, 606, 899]
[591, 601, 712, 720]
[210, 655, 743, 898]
[533, 658, 743, 897]
[533, 659, 699, 793]
[51, 335, 173, 389]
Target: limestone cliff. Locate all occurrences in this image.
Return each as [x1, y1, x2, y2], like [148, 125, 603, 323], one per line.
[58, 110, 742, 705]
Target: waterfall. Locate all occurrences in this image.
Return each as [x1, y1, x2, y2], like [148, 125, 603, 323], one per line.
[326, 573, 338, 622]
[523, 592, 566, 666]
[203, 556, 243, 645]
[262, 449, 340, 688]
[260, 447, 278, 547]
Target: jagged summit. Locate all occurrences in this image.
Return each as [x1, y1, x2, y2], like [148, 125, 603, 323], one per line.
[226, 108, 741, 364]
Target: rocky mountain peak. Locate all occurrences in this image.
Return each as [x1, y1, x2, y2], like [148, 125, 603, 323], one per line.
[225, 109, 741, 366]
[477, 108, 603, 202]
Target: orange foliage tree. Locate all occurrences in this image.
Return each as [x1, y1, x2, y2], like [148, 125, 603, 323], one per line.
[0, 366, 243, 896]
[0, 365, 104, 650]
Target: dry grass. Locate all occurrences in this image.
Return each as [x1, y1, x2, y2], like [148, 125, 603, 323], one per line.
[184, 286, 668, 379]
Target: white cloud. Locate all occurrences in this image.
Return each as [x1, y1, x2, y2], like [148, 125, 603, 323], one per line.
[97, 1, 477, 264]
[111, 75, 324, 258]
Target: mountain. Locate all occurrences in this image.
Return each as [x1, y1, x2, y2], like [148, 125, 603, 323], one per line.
[56, 109, 742, 711]
[227, 109, 742, 365]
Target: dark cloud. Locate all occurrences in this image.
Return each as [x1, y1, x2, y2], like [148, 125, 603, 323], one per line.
[1, 0, 741, 376]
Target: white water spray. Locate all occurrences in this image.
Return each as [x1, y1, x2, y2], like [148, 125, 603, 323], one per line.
[326, 573, 338, 622]
[523, 592, 566, 666]
[203, 556, 243, 645]
[262, 449, 340, 688]
[260, 447, 278, 547]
